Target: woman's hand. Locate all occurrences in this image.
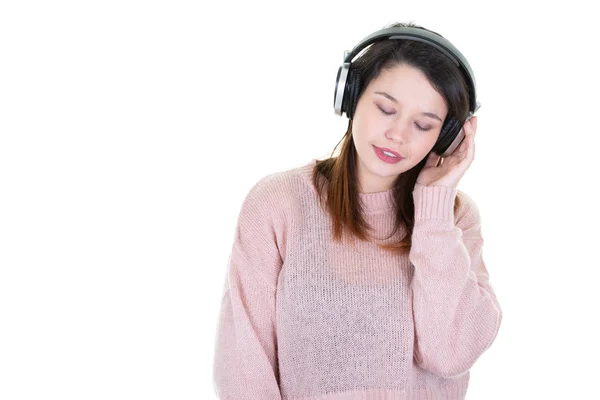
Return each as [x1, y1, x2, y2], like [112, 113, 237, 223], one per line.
[415, 116, 478, 189]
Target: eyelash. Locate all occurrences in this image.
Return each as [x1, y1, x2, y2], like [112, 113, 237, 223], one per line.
[377, 105, 430, 131]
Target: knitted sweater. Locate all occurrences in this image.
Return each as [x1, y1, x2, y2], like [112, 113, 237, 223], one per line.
[212, 158, 502, 400]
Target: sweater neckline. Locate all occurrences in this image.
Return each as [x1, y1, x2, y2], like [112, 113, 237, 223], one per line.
[358, 188, 394, 214]
[298, 158, 395, 215]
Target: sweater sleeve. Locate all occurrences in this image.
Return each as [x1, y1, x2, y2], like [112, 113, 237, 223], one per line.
[409, 183, 502, 379]
[212, 177, 284, 399]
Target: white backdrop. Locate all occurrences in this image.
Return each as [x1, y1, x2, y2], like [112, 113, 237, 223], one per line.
[1, 0, 599, 399]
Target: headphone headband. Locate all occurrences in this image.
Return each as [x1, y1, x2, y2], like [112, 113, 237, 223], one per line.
[344, 27, 460, 64]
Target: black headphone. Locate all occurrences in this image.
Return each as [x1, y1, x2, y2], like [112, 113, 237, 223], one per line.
[333, 26, 481, 158]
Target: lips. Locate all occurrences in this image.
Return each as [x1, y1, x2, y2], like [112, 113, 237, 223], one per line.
[374, 145, 404, 159]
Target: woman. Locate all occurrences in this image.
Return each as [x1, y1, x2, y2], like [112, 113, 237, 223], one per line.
[212, 21, 502, 400]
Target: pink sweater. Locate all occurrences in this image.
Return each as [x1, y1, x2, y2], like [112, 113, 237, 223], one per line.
[212, 158, 502, 400]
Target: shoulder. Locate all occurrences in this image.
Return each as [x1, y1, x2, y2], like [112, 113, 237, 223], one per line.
[239, 171, 287, 219]
[242, 159, 317, 211]
[238, 163, 306, 220]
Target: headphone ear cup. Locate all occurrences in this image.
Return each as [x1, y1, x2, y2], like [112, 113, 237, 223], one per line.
[341, 68, 353, 118]
[334, 66, 344, 114]
[432, 118, 460, 155]
[343, 68, 362, 120]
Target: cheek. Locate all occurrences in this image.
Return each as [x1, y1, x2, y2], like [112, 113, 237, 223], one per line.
[428, 133, 440, 147]
[352, 119, 373, 142]
[422, 130, 440, 146]
[410, 134, 439, 158]
[355, 107, 383, 129]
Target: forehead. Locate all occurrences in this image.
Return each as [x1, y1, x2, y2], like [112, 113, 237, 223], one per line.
[369, 64, 446, 107]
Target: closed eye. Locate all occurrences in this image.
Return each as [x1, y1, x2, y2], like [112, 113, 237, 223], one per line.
[378, 106, 394, 116]
[376, 105, 431, 132]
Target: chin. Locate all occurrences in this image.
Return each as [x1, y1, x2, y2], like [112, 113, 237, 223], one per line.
[368, 158, 405, 176]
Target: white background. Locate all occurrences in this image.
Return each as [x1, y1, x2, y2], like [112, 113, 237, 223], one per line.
[1, 1, 599, 399]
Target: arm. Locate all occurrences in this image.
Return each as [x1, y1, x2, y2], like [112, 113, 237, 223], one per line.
[212, 177, 284, 399]
[409, 183, 502, 378]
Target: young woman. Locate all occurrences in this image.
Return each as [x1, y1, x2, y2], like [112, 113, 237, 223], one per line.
[213, 21, 502, 400]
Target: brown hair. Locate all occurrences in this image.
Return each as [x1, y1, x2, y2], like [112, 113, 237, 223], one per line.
[312, 21, 470, 254]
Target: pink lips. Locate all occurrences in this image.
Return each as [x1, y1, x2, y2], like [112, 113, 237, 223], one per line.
[373, 145, 404, 164]
[375, 146, 403, 158]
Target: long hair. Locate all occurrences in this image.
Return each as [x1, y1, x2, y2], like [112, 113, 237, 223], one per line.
[312, 21, 470, 254]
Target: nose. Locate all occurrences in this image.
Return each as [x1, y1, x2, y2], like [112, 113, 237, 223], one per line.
[385, 121, 411, 143]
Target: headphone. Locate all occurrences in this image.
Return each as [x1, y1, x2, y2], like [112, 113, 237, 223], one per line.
[333, 26, 481, 158]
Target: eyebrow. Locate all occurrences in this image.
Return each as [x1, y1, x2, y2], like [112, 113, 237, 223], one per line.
[374, 91, 443, 122]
